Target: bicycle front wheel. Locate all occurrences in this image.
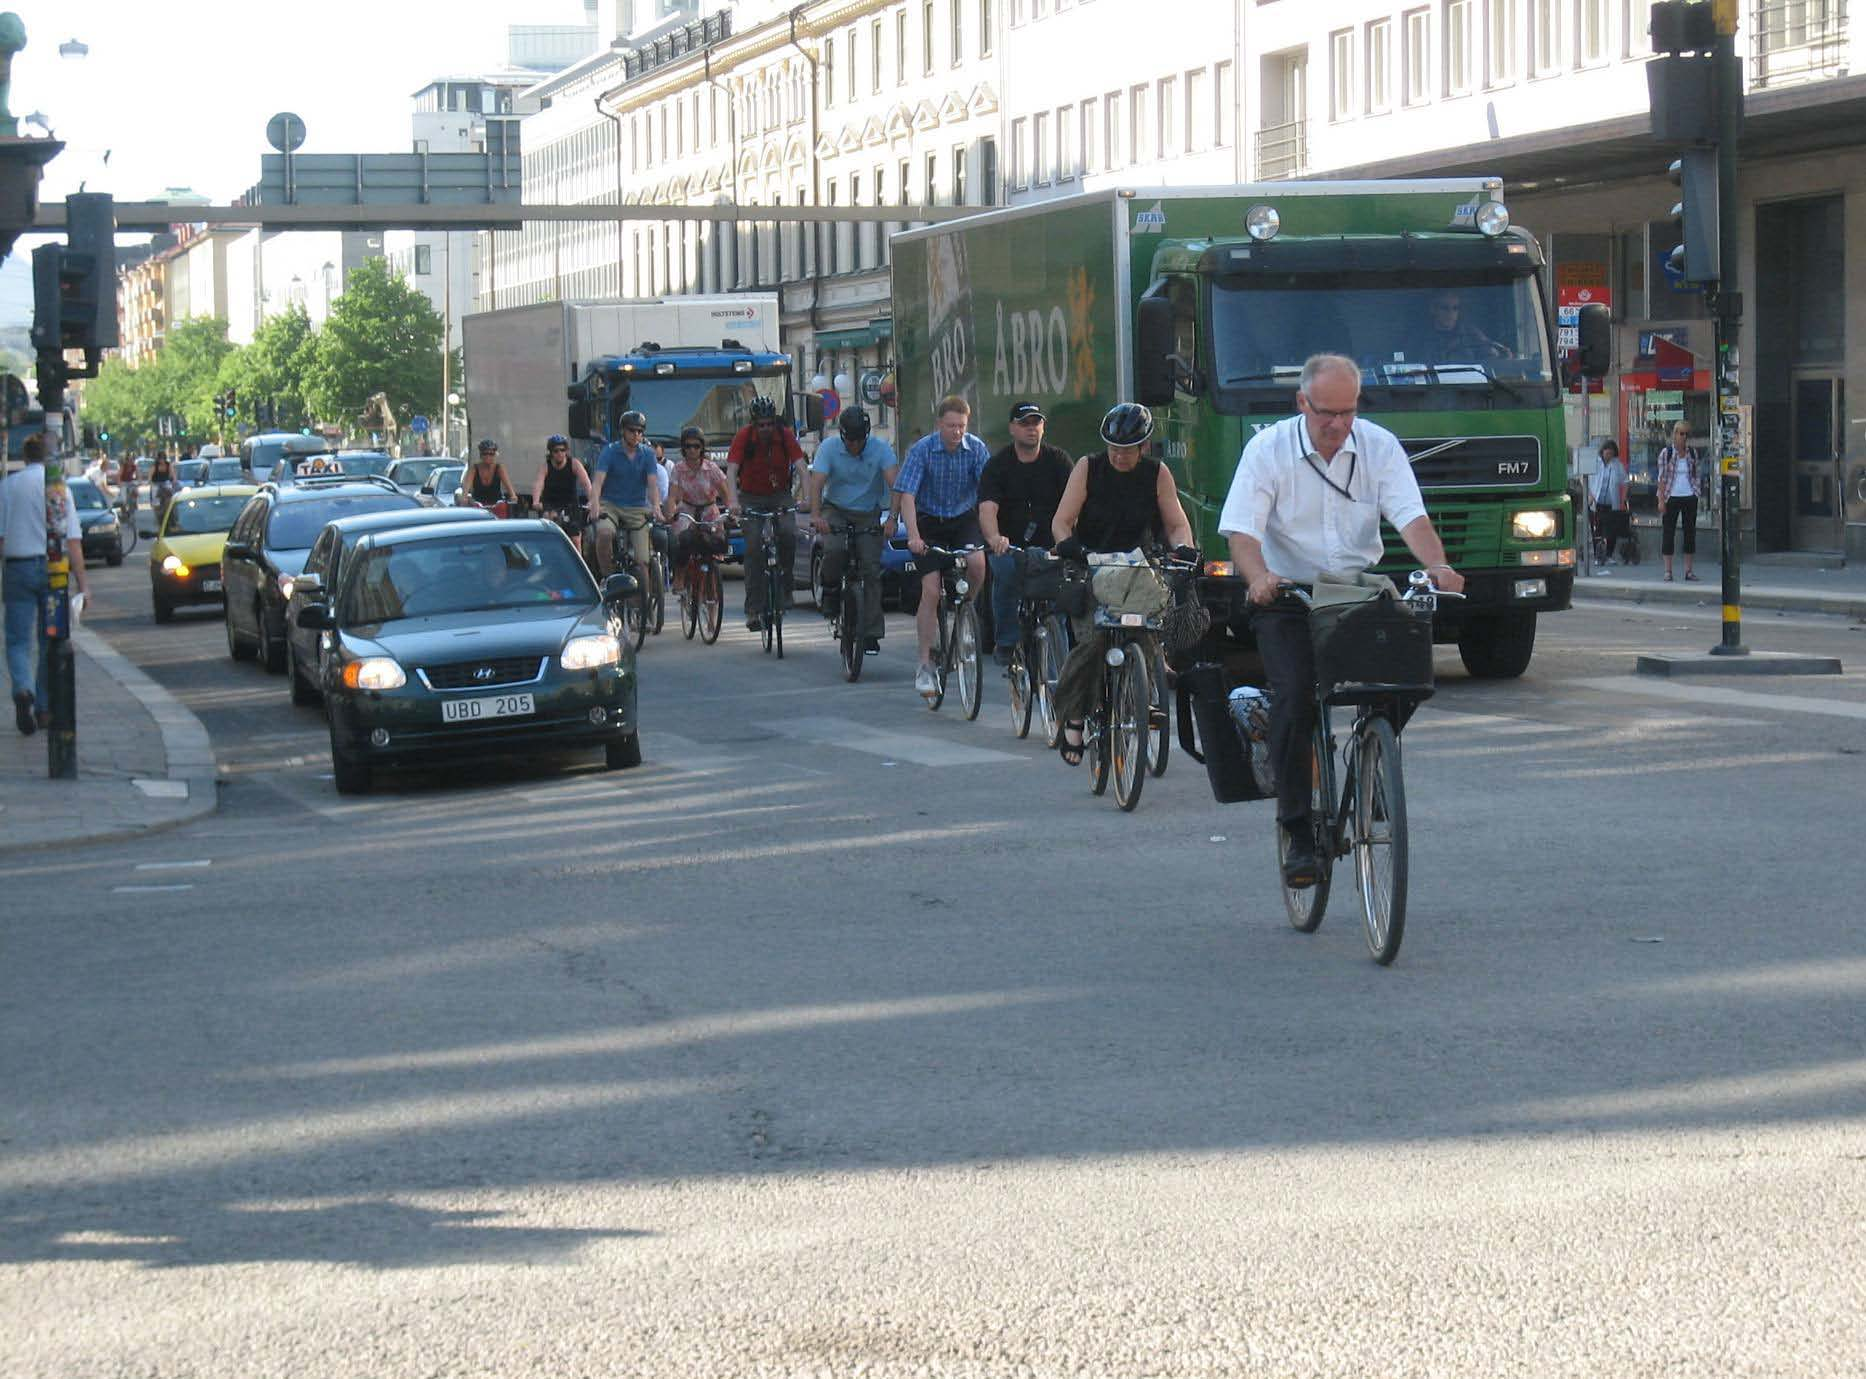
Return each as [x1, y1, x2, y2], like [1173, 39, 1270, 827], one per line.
[955, 601, 982, 721]
[649, 555, 667, 635]
[1281, 723, 1333, 934]
[622, 579, 649, 651]
[1007, 639, 1033, 738]
[1086, 707, 1111, 796]
[1035, 616, 1067, 747]
[1111, 650, 1148, 812]
[928, 597, 951, 711]
[840, 593, 863, 682]
[1147, 643, 1170, 778]
[118, 518, 139, 556]
[1353, 714, 1408, 965]
[699, 565, 723, 645]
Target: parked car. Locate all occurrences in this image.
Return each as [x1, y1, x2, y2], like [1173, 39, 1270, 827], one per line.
[149, 484, 259, 623]
[283, 506, 497, 704]
[416, 463, 466, 508]
[67, 477, 125, 567]
[788, 514, 920, 613]
[384, 456, 456, 497]
[221, 476, 420, 672]
[300, 519, 641, 794]
[267, 449, 394, 486]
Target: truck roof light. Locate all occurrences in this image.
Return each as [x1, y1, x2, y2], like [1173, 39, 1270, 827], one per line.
[1245, 205, 1280, 241]
[1476, 201, 1511, 237]
[733, 360, 753, 373]
[654, 362, 676, 376]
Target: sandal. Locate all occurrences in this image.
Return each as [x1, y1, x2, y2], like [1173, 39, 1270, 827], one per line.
[1684, 571, 1699, 581]
[1663, 573, 1674, 582]
[1059, 721, 1086, 767]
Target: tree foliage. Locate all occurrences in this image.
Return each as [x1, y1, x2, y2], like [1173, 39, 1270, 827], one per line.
[78, 317, 232, 448]
[299, 259, 448, 432]
[216, 304, 315, 432]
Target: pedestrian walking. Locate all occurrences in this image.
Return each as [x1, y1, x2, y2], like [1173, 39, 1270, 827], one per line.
[1592, 439, 1629, 567]
[1, 435, 89, 736]
[1656, 422, 1702, 582]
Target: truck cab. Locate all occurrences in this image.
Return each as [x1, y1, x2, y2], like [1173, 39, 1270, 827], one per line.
[566, 341, 795, 452]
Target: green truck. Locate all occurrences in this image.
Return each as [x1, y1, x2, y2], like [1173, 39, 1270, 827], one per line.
[890, 180, 1607, 678]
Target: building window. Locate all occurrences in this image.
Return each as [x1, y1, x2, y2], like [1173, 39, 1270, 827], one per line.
[901, 159, 913, 208]
[980, 0, 994, 57]
[952, 143, 968, 201]
[1402, 9, 1431, 104]
[1367, 19, 1393, 112]
[848, 27, 859, 101]
[1578, 0, 1608, 64]
[873, 19, 884, 90]
[850, 173, 864, 268]
[876, 165, 890, 265]
[1486, 0, 1517, 85]
[952, 0, 964, 64]
[926, 151, 939, 204]
[1622, 0, 1650, 58]
[1033, 109, 1051, 183]
[824, 181, 838, 275]
[1186, 68, 1210, 153]
[897, 10, 908, 82]
[1129, 84, 1149, 162]
[1081, 96, 1100, 173]
[923, 0, 936, 74]
[1011, 0, 1026, 23]
[1329, 28, 1356, 120]
[1058, 103, 1077, 179]
[824, 36, 836, 106]
[1528, 0, 1561, 74]
[1216, 60, 1235, 147]
[1157, 76, 1178, 158]
[414, 244, 432, 275]
[1444, 0, 1473, 94]
[1009, 116, 1027, 187]
[1105, 88, 1124, 168]
[980, 136, 998, 203]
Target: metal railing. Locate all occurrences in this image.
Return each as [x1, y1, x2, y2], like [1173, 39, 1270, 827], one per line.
[1751, 0, 1849, 89]
[1254, 119, 1309, 181]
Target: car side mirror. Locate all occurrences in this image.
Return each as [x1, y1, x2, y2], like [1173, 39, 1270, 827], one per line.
[223, 540, 252, 559]
[1577, 302, 1612, 378]
[295, 604, 333, 630]
[1134, 296, 1178, 407]
[602, 572, 640, 603]
[292, 572, 323, 596]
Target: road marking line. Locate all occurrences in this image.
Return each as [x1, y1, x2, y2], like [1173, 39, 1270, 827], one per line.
[776, 715, 1019, 766]
[135, 859, 212, 871]
[111, 883, 195, 893]
[131, 779, 189, 799]
[1575, 676, 1866, 722]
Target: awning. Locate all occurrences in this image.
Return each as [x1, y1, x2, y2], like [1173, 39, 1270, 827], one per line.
[814, 326, 878, 350]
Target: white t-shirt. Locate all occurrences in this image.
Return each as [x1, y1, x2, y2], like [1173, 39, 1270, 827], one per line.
[0, 463, 82, 556]
[1217, 415, 1428, 583]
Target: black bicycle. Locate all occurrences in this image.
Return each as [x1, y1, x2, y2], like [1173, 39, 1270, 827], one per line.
[1274, 572, 1462, 965]
[1079, 554, 1199, 811]
[1001, 546, 1074, 746]
[824, 517, 885, 682]
[911, 544, 984, 718]
[740, 505, 797, 658]
[597, 516, 653, 651]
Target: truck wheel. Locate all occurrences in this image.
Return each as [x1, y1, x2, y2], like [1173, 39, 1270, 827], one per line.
[1457, 612, 1537, 679]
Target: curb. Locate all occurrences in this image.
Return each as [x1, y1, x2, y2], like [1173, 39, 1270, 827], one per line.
[1572, 580, 1866, 621]
[73, 623, 219, 831]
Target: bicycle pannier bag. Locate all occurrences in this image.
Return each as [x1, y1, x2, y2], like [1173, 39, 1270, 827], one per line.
[1179, 662, 1274, 804]
[1309, 588, 1434, 705]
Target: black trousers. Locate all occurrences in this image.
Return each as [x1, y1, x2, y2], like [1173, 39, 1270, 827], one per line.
[1662, 495, 1698, 556]
[1251, 607, 1317, 826]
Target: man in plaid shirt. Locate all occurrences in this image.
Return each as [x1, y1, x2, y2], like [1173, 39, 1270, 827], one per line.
[894, 394, 990, 698]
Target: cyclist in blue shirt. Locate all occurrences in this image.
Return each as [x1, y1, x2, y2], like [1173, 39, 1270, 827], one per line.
[807, 408, 898, 653]
[894, 394, 990, 698]
[585, 409, 666, 579]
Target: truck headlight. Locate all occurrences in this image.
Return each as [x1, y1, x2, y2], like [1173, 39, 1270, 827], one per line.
[342, 657, 406, 691]
[1245, 205, 1280, 241]
[1476, 201, 1511, 236]
[560, 634, 622, 670]
[1511, 509, 1559, 541]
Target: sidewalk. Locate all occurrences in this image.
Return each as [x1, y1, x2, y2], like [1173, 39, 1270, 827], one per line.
[0, 626, 218, 857]
[1573, 548, 1866, 620]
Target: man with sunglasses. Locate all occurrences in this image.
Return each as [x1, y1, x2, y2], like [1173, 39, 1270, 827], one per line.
[1218, 353, 1464, 889]
[586, 410, 665, 581]
[727, 397, 806, 631]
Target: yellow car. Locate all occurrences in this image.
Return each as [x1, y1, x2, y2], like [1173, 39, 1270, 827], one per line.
[150, 483, 259, 624]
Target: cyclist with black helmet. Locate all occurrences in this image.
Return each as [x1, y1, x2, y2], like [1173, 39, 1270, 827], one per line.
[807, 407, 898, 654]
[460, 439, 517, 508]
[586, 409, 666, 580]
[532, 434, 592, 521]
[727, 396, 807, 631]
[665, 426, 733, 591]
[1049, 402, 1197, 764]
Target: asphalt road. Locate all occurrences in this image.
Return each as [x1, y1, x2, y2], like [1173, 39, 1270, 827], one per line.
[4, 564, 1865, 1378]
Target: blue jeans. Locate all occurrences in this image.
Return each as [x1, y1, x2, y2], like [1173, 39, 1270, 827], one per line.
[988, 550, 1023, 650]
[3, 557, 51, 710]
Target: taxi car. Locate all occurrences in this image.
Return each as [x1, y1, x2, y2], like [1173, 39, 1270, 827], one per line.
[149, 484, 260, 623]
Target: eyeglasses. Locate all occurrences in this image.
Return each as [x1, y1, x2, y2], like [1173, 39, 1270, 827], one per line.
[680, 442, 704, 452]
[1303, 400, 1359, 423]
[621, 427, 644, 436]
[548, 445, 568, 453]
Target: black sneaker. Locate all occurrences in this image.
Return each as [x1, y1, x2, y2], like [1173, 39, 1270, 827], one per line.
[14, 690, 36, 736]
[1280, 822, 1320, 890]
[862, 638, 881, 654]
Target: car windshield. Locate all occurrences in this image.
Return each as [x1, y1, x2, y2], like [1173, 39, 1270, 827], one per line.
[163, 495, 249, 536]
[207, 459, 246, 482]
[425, 466, 464, 493]
[247, 437, 330, 473]
[345, 533, 595, 624]
[269, 494, 417, 549]
[69, 481, 108, 511]
[336, 453, 392, 477]
[1208, 272, 1556, 412]
[174, 460, 209, 483]
[390, 460, 444, 486]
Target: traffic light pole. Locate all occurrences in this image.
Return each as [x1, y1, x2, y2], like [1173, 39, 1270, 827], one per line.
[1708, 24, 1746, 656]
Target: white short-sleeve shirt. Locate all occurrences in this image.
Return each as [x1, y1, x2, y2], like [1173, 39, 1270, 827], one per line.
[1216, 415, 1427, 583]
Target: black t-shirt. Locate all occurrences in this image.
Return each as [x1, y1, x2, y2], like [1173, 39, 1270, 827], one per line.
[977, 444, 1073, 548]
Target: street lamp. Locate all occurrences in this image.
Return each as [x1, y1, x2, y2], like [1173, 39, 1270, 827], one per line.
[320, 260, 335, 316]
[57, 37, 88, 59]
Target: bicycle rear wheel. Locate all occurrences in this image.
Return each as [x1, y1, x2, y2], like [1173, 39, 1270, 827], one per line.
[648, 555, 667, 635]
[928, 597, 950, 711]
[1111, 651, 1148, 812]
[955, 601, 982, 721]
[622, 578, 649, 651]
[1353, 714, 1408, 965]
[1147, 643, 1170, 778]
[680, 564, 698, 639]
[1035, 616, 1066, 747]
[1280, 724, 1333, 933]
[1007, 640, 1033, 738]
[1086, 706, 1111, 796]
[699, 565, 723, 644]
[118, 517, 139, 556]
[840, 594, 863, 682]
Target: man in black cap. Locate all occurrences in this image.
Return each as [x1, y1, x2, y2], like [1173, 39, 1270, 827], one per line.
[978, 401, 1074, 666]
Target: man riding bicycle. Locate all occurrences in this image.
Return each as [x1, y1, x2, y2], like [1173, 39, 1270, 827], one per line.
[586, 410, 666, 580]
[1217, 353, 1465, 889]
[808, 407, 898, 655]
[978, 400, 1073, 668]
[727, 397, 806, 631]
[896, 394, 991, 700]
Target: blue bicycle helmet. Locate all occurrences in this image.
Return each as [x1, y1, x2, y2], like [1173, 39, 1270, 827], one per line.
[1099, 402, 1154, 447]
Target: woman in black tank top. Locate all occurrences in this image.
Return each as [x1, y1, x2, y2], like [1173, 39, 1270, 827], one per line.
[1073, 451, 1165, 553]
[532, 439, 590, 513]
[466, 444, 515, 507]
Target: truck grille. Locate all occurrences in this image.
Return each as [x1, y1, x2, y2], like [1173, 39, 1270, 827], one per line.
[417, 656, 548, 691]
[1382, 508, 1481, 568]
[1403, 435, 1542, 489]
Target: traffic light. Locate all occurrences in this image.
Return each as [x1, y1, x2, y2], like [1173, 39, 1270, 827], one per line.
[28, 194, 118, 411]
[224, 388, 238, 419]
[1666, 150, 1720, 283]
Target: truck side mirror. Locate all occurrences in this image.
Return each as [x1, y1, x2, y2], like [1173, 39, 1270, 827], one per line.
[1134, 297, 1178, 407]
[566, 382, 592, 441]
[799, 393, 825, 433]
[1576, 303, 1611, 378]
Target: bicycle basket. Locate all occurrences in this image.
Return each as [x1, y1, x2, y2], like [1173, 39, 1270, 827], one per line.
[1309, 592, 1435, 705]
[1090, 562, 1169, 619]
[1161, 586, 1211, 653]
[1022, 551, 1091, 617]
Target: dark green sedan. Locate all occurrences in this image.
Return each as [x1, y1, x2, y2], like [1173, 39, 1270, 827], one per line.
[300, 519, 640, 794]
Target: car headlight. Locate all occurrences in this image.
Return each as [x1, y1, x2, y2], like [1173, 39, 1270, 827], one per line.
[277, 572, 297, 600]
[341, 657, 407, 691]
[1511, 509, 1559, 541]
[561, 633, 622, 670]
[161, 554, 191, 577]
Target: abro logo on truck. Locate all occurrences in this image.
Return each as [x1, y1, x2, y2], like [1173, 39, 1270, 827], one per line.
[985, 267, 1099, 402]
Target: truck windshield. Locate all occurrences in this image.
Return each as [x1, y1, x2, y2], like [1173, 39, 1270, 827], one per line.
[617, 374, 787, 444]
[1209, 272, 1555, 413]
